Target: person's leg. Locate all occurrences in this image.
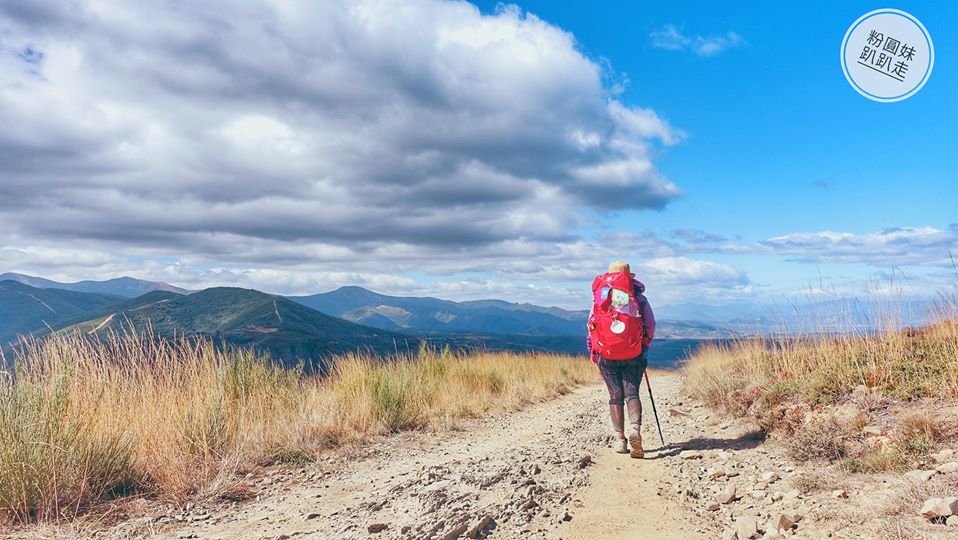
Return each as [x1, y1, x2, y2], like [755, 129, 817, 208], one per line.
[598, 359, 629, 454]
[622, 360, 647, 458]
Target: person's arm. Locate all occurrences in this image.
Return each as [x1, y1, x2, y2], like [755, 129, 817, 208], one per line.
[639, 294, 655, 346]
[586, 306, 598, 363]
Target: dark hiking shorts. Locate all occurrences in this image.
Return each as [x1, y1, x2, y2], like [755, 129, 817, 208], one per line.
[597, 352, 648, 405]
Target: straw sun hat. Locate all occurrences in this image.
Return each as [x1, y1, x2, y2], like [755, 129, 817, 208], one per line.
[607, 260, 634, 275]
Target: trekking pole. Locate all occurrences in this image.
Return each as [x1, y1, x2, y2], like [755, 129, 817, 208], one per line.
[644, 368, 665, 446]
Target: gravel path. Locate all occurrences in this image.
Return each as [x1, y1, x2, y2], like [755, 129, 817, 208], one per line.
[145, 377, 710, 540]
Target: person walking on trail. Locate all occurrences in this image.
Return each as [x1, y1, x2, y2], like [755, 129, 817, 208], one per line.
[586, 260, 655, 458]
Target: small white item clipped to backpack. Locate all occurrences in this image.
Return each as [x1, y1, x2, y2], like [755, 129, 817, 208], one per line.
[609, 320, 626, 334]
[610, 288, 629, 307]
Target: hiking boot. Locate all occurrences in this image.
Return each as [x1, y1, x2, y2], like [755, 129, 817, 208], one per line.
[609, 404, 629, 454]
[626, 398, 644, 458]
[628, 427, 644, 458]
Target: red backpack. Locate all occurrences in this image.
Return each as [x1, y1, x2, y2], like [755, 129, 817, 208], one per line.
[589, 271, 644, 360]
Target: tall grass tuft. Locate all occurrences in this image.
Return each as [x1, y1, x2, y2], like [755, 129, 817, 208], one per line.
[0, 331, 595, 524]
[683, 291, 958, 456]
[684, 313, 958, 415]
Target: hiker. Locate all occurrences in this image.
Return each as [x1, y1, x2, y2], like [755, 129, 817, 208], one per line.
[586, 260, 655, 458]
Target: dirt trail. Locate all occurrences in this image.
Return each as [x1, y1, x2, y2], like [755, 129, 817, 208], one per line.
[563, 446, 695, 540]
[99, 374, 918, 540]
[113, 376, 707, 540]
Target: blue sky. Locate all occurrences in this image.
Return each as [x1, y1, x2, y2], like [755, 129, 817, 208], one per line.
[472, 0, 958, 302]
[0, 1, 954, 311]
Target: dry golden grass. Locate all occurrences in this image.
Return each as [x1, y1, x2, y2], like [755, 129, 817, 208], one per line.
[684, 317, 958, 414]
[683, 299, 958, 472]
[0, 332, 596, 524]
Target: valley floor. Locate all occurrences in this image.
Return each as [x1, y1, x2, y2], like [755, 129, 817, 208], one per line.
[11, 375, 958, 540]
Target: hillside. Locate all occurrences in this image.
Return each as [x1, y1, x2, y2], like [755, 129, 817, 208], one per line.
[0, 281, 121, 345]
[0, 272, 189, 298]
[290, 286, 728, 342]
[290, 287, 587, 336]
[64, 287, 413, 366]
[0, 276, 731, 364]
[289, 286, 587, 336]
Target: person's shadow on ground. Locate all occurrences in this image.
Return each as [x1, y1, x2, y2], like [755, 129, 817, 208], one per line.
[642, 429, 765, 460]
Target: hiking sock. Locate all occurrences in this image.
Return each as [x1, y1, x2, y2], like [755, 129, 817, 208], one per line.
[610, 403, 625, 432]
[626, 397, 644, 458]
[609, 404, 629, 453]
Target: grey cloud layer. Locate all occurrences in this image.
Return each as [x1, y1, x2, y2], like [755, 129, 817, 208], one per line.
[3, 1, 945, 307]
[0, 0, 683, 258]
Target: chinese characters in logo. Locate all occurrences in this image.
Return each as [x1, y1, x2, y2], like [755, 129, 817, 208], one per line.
[859, 30, 918, 82]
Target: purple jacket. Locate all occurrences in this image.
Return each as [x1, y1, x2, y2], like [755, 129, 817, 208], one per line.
[587, 278, 655, 361]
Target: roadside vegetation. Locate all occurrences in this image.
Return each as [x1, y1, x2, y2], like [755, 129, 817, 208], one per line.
[683, 296, 958, 474]
[0, 331, 596, 524]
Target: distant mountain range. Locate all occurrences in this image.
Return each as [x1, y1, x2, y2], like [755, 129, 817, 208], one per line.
[0, 280, 120, 344]
[0, 272, 189, 298]
[289, 286, 728, 340]
[0, 282, 595, 367]
[0, 272, 737, 367]
[57, 287, 414, 368]
[289, 286, 586, 336]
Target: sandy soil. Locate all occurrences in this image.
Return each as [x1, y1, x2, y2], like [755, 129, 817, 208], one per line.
[109, 376, 710, 540]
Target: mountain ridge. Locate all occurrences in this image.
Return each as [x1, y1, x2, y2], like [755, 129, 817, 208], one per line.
[0, 272, 189, 298]
[290, 286, 588, 336]
[0, 280, 122, 345]
[1, 276, 734, 366]
[59, 287, 414, 367]
[291, 285, 727, 339]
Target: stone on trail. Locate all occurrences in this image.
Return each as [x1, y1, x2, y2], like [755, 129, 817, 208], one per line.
[734, 516, 760, 539]
[930, 449, 956, 464]
[717, 485, 740, 504]
[919, 497, 958, 520]
[367, 523, 388, 533]
[669, 407, 691, 416]
[465, 515, 495, 538]
[936, 462, 958, 474]
[783, 489, 800, 500]
[708, 468, 727, 479]
[905, 469, 938, 483]
[767, 513, 797, 533]
[948, 515, 958, 527]
[861, 425, 882, 437]
[706, 501, 720, 511]
[576, 455, 593, 469]
[831, 489, 848, 499]
[441, 522, 469, 540]
[681, 450, 704, 460]
[760, 472, 779, 483]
